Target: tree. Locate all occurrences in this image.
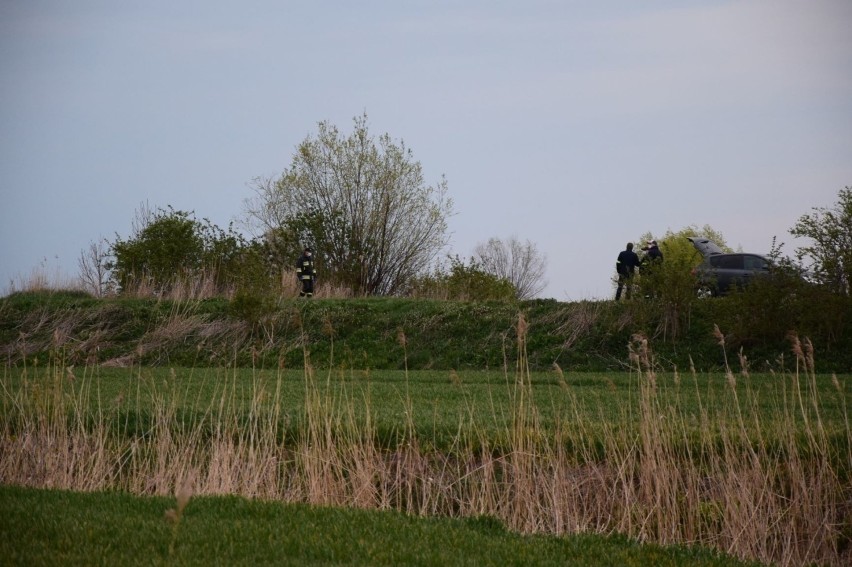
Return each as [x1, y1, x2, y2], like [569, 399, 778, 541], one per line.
[203, 222, 273, 295]
[789, 187, 852, 295]
[109, 206, 270, 295]
[472, 236, 547, 299]
[78, 238, 112, 297]
[244, 114, 454, 296]
[110, 207, 204, 292]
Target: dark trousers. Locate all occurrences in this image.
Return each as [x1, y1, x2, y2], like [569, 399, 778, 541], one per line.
[615, 273, 633, 300]
[300, 279, 314, 297]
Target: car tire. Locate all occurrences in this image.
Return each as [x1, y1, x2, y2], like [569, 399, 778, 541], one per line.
[696, 285, 715, 299]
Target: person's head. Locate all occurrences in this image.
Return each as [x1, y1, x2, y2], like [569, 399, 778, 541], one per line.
[304, 247, 312, 257]
[626, 242, 633, 251]
[648, 240, 657, 248]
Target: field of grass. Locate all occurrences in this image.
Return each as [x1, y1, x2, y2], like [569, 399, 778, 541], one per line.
[0, 485, 763, 566]
[2, 362, 849, 455]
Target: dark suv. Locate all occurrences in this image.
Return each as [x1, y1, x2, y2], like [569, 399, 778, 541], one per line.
[687, 237, 771, 297]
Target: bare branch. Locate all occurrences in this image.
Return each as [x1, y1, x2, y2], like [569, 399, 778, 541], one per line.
[474, 235, 548, 299]
[78, 238, 112, 297]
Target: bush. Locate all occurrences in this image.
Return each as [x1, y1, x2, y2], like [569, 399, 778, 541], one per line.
[228, 291, 276, 328]
[408, 256, 517, 301]
[109, 207, 278, 297]
[633, 251, 699, 342]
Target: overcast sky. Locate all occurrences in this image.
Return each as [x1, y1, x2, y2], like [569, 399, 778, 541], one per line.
[2, 0, 850, 300]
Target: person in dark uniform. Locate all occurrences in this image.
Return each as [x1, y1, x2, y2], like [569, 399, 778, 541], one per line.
[615, 242, 641, 300]
[296, 247, 316, 297]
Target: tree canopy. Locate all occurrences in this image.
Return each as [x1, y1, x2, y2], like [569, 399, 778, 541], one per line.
[790, 187, 852, 295]
[244, 114, 453, 296]
[109, 206, 266, 295]
[637, 224, 732, 269]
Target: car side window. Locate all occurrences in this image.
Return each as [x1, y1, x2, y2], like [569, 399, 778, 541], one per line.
[744, 255, 769, 271]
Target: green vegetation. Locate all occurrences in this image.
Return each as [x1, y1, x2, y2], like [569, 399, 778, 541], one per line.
[109, 206, 270, 296]
[2, 281, 851, 566]
[2, 290, 851, 372]
[2, 364, 848, 455]
[790, 186, 852, 295]
[1, 331, 848, 566]
[409, 255, 519, 301]
[0, 485, 762, 566]
[244, 113, 454, 296]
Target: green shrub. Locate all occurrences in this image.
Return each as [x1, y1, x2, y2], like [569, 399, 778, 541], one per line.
[228, 291, 275, 328]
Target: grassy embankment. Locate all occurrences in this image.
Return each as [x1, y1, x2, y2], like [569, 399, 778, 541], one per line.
[2, 289, 851, 372]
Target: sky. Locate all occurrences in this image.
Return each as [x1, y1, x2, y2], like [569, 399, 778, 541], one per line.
[2, 0, 851, 300]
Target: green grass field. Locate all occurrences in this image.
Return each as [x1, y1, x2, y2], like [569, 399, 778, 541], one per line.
[3, 363, 849, 453]
[0, 484, 764, 566]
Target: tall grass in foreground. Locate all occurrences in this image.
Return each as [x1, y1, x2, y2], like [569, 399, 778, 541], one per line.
[0, 317, 849, 567]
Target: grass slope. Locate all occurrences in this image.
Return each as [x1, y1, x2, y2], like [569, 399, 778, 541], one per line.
[2, 290, 851, 372]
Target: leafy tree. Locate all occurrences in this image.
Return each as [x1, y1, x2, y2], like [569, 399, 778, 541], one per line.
[244, 113, 453, 296]
[473, 236, 548, 299]
[632, 225, 730, 340]
[201, 222, 272, 294]
[110, 207, 205, 292]
[790, 187, 852, 295]
[109, 206, 270, 295]
[632, 225, 730, 297]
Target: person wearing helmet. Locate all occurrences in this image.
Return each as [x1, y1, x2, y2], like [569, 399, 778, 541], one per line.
[296, 247, 317, 297]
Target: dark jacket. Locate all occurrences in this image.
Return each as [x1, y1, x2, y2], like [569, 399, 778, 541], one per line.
[616, 249, 641, 276]
[644, 245, 663, 263]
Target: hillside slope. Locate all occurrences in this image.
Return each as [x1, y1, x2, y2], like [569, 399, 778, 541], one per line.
[1, 291, 850, 372]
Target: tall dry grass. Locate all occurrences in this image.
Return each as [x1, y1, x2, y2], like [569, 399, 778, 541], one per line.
[117, 271, 356, 301]
[0, 318, 849, 566]
[3, 258, 85, 297]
